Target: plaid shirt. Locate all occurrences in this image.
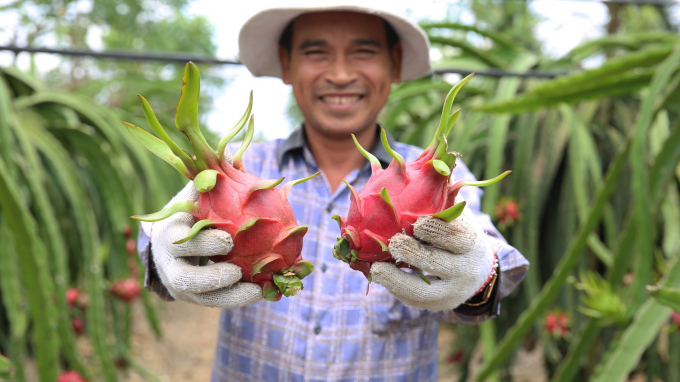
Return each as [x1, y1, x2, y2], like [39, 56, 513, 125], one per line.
[138, 127, 529, 382]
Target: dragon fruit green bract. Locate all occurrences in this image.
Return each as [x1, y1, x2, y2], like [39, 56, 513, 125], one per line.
[123, 62, 317, 302]
[332, 74, 510, 282]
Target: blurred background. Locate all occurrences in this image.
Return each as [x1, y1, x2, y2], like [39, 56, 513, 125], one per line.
[1, 0, 680, 381]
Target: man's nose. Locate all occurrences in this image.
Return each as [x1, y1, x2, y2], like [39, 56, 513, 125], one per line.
[325, 57, 357, 86]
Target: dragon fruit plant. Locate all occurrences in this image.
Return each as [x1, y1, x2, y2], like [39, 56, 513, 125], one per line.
[332, 74, 510, 282]
[123, 62, 318, 302]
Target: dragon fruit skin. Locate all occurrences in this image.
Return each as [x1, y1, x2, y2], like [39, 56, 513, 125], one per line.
[333, 74, 510, 281]
[124, 62, 317, 301]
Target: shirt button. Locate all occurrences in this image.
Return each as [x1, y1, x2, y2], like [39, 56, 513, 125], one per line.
[314, 325, 321, 335]
[321, 264, 327, 273]
[326, 203, 333, 213]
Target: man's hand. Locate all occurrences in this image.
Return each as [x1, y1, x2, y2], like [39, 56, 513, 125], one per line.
[149, 155, 263, 308]
[370, 196, 496, 311]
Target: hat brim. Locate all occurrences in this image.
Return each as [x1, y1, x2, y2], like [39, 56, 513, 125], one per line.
[238, 5, 432, 82]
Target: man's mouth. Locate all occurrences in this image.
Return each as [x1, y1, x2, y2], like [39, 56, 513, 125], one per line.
[320, 95, 362, 105]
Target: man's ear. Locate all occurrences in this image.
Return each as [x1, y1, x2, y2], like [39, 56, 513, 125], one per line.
[278, 46, 291, 85]
[390, 42, 403, 84]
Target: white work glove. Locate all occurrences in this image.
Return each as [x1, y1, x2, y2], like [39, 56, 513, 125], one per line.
[146, 151, 263, 308]
[370, 195, 496, 311]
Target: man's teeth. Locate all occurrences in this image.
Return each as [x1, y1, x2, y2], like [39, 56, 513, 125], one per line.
[322, 96, 360, 104]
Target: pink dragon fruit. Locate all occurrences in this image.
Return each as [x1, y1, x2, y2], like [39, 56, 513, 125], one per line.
[332, 74, 509, 282]
[124, 63, 317, 301]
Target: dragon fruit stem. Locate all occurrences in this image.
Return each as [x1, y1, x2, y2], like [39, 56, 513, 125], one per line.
[351, 134, 382, 175]
[414, 268, 432, 285]
[281, 171, 321, 198]
[274, 274, 304, 297]
[175, 62, 220, 171]
[131, 200, 198, 222]
[218, 90, 253, 162]
[232, 115, 255, 171]
[173, 219, 218, 244]
[138, 95, 198, 175]
[379, 127, 405, 170]
[428, 73, 474, 149]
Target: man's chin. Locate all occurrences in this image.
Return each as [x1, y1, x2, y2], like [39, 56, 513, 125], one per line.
[307, 117, 375, 138]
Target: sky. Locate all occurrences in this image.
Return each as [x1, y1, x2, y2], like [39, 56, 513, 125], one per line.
[1, 0, 675, 140]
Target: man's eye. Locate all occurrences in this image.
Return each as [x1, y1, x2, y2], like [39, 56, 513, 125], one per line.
[304, 50, 325, 56]
[356, 49, 377, 55]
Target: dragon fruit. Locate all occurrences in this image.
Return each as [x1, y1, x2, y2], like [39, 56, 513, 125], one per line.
[124, 62, 317, 301]
[332, 74, 509, 282]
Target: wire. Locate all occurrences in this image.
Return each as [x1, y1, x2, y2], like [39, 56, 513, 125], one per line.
[0, 45, 570, 79]
[0, 45, 241, 66]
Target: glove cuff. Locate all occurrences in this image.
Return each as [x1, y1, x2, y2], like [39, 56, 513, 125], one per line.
[464, 252, 498, 306]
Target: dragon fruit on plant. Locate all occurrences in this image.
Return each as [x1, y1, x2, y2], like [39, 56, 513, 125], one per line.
[332, 74, 510, 282]
[124, 62, 318, 302]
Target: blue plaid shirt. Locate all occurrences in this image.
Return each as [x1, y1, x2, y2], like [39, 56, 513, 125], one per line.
[138, 127, 528, 382]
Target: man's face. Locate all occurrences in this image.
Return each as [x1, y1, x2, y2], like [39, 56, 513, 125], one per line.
[279, 11, 402, 137]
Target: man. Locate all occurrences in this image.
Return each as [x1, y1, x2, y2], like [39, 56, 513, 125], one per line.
[138, 4, 528, 381]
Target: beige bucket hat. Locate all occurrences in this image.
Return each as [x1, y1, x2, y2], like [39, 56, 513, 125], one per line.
[238, 3, 432, 81]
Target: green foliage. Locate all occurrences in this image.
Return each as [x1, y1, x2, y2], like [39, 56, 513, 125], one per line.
[383, 2, 680, 381]
[0, 65, 182, 380]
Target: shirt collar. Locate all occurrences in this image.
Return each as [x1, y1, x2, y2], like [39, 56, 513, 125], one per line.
[277, 124, 398, 170]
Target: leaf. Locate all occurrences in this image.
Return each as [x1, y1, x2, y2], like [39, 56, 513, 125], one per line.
[281, 172, 320, 198]
[123, 122, 191, 178]
[173, 219, 217, 244]
[647, 285, 680, 312]
[474, 141, 630, 381]
[232, 115, 254, 171]
[476, 44, 674, 113]
[428, 36, 505, 67]
[627, 42, 680, 310]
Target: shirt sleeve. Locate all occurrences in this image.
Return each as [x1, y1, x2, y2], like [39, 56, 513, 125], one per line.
[137, 222, 175, 301]
[435, 160, 529, 325]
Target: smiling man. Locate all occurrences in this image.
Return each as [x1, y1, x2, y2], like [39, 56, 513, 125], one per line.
[137, 4, 528, 381]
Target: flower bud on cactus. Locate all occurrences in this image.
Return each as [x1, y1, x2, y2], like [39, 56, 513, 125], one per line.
[125, 239, 136, 255]
[71, 317, 84, 335]
[124, 63, 317, 301]
[57, 371, 87, 382]
[544, 310, 569, 338]
[332, 74, 510, 283]
[672, 311, 680, 330]
[110, 278, 142, 302]
[66, 287, 79, 307]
